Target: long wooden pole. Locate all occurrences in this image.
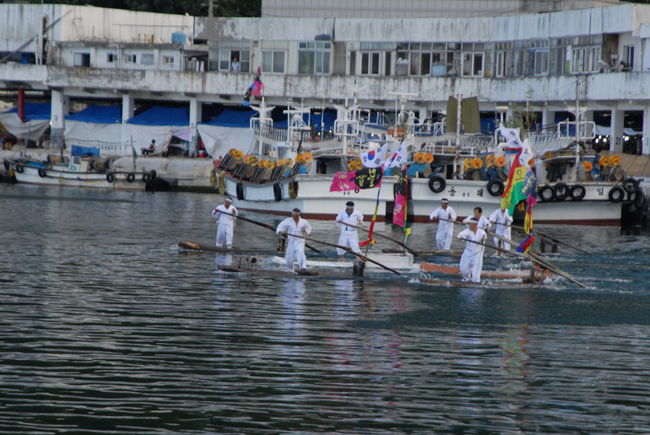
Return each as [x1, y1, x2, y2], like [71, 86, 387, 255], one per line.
[485, 230, 588, 288]
[495, 221, 592, 255]
[282, 232, 402, 275]
[343, 222, 432, 263]
[217, 210, 323, 254]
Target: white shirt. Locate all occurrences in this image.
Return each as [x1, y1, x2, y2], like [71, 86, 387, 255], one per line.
[457, 228, 487, 256]
[430, 206, 457, 225]
[277, 217, 312, 238]
[463, 215, 491, 231]
[488, 208, 513, 229]
[212, 204, 238, 225]
[336, 209, 364, 232]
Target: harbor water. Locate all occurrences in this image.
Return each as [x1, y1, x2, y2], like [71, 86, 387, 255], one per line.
[2, 183, 650, 434]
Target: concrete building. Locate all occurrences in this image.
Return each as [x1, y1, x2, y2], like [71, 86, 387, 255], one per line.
[0, 1, 649, 155]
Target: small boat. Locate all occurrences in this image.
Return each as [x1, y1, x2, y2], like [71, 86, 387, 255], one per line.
[5, 145, 152, 190]
[178, 241, 284, 255]
[302, 252, 414, 270]
[420, 262, 552, 280]
[418, 278, 548, 287]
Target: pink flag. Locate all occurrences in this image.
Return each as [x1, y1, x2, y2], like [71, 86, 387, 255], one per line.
[329, 168, 383, 192]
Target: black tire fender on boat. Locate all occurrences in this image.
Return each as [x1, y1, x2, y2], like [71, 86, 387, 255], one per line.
[570, 184, 586, 201]
[554, 182, 570, 201]
[236, 182, 245, 201]
[273, 183, 282, 202]
[126, 173, 135, 183]
[608, 186, 625, 203]
[150, 169, 157, 180]
[106, 173, 114, 183]
[37, 168, 46, 178]
[539, 185, 555, 202]
[15, 165, 23, 173]
[486, 179, 504, 196]
[623, 177, 639, 194]
[142, 173, 151, 182]
[428, 176, 446, 193]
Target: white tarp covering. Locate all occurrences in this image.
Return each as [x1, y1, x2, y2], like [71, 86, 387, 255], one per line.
[197, 124, 254, 158]
[64, 120, 123, 147]
[0, 113, 50, 140]
[123, 124, 189, 156]
[594, 125, 642, 137]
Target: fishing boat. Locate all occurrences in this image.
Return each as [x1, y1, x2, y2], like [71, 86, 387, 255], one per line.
[217, 92, 643, 225]
[420, 262, 552, 281]
[5, 145, 153, 190]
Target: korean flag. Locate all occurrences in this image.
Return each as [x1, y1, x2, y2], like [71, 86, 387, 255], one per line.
[360, 144, 388, 169]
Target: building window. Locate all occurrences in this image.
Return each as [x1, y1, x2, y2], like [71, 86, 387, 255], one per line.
[211, 40, 250, 73]
[534, 50, 548, 76]
[141, 53, 154, 65]
[74, 53, 90, 67]
[262, 50, 285, 74]
[298, 42, 330, 75]
[126, 54, 137, 64]
[571, 45, 600, 74]
[625, 45, 635, 69]
[361, 52, 380, 75]
[163, 55, 174, 65]
[462, 52, 483, 77]
[107, 53, 116, 63]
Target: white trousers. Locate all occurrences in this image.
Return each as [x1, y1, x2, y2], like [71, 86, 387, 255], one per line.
[459, 251, 484, 283]
[286, 240, 307, 270]
[493, 227, 511, 250]
[336, 231, 360, 256]
[216, 223, 234, 247]
[436, 227, 453, 251]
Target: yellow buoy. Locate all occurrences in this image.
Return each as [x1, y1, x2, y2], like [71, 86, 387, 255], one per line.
[423, 153, 434, 164]
[471, 158, 483, 169]
[599, 156, 610, 167]
[414, 152, 424, 163]
[302, 152, 313, 163]
[610, 155, 621, 166]
[296, 154, 305, 163]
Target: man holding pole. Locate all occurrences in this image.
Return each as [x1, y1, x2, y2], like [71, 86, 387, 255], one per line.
[211, 197, 238, 248]
[429, 198, 457, 251]
[277, 208, 312, 272]
[335, 201, 364, 262]
[456, 217, 487, 283]
[488, 206, 513, 255]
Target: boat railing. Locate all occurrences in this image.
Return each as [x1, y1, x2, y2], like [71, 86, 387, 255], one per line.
[557, 121, 596, 140]
[64, 138, 133, 156]
[252, 120, 289, 142]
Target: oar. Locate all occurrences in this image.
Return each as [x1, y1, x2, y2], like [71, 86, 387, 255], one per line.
[454, 237, 548, 275]
[342, 223, 432, 263]
[216, 210, 323, 254]
[496, 221, 592, 255]
[485, 230, 587, 288]
[281, 232, 401, 275]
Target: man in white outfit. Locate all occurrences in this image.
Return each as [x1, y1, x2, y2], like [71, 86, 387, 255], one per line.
[462, 207, 491, 232]
[276, 208, 312, 272]
[456, 217, 487, 283]
[429, 198, 457, 251]
[335, 201, 364, 262]
[211, 197, 238, 248]
[488, 207, 513, 255]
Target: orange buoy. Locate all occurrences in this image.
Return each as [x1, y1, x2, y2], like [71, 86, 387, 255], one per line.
[228, 148, 237, 156]
[528, 158, 535, 166]
[599, 156, 610, 167]
[296, 154, 305, 163]
[485, 155, 495, 166]
[302, 152, 313, 163]
[423, 153, 434, 164]
[349, 160, 357, 171]
[495, 156, 506, 167]
[583, 161, 593, 172]
[284, 158, 294, 167]
[258, 160, 266, 167]
[610, 155, 621, 166]
[414, 152, 424, 163]
[463, 158, 472, 169]
[471, 158, 483, 169]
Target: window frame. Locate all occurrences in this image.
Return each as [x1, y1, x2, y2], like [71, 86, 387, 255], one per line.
[261, 50, 286, 74]
[162, 55, 175, 66]
[126, 54, 137, 64]
[74, 52, 91, 67]
[298, 41, 331, 75]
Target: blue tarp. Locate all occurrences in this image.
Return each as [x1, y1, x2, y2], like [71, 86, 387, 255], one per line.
[66, 104, 122, 124]
[71, 145, 100, 157]
[4, 102, 51, 121]
[126, 106, 189, 126]
[275, 111, 337, 129]
[203, 109, 255, 128]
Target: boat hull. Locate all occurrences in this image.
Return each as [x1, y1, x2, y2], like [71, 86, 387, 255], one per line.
[224, 174, 623, 225]
[420, 262, 552, 280]
[10, 163, 145, 191]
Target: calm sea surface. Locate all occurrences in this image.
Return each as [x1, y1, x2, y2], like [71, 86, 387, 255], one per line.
[2, 183, 650, 434]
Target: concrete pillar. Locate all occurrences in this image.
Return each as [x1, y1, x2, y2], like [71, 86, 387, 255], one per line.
[189, 97, 202, 157]
[541, 106, 552, 128]
[121, 94, 134, 145]
[51, 90, 69, 149]
[643, 108, 650, 155]
[610, 109, 625, 152]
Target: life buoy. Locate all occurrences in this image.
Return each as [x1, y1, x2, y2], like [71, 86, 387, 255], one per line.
[570, 184, 586, 201]
[428, 175, 446, 193]
[599, 156, 610, 167]
[471, 158, 483, 169]
[495, 156, 506, 167]
[142, 173, 151, 182]
[273, 183, 282, 202]
[610, 155, 621, 166]
[487, 179, 504, 196]
[623, 177, 638, 194]
[539, 185, 555, 202]
[583, 161, 593, 172]
[423, 153, 434, 164]
[414, 152, 424, 163]
[38, 169, 46, 178]
[106, 173, 114, 183]
[608, 186, 625, 203]
[126, 173, 135, 183]
[236, 182, 245, 200]
[150, 170, 156, 180]
[554, 182, 570, 201]
[15, 165, 23, 173]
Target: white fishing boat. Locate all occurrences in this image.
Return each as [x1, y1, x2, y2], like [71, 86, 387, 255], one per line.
[5, 145, 153, 190]
[219, 93, 645, 225]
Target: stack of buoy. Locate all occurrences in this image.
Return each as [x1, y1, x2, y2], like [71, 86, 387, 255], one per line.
[295, 152, 313, 164]
[413, 152, 434, 164]
[228, 148, 244, 162]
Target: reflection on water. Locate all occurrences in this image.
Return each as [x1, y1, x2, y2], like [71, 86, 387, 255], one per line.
[1, 183, 650, 434]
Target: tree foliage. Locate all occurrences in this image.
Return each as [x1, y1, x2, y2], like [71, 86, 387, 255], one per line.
[36, 0, 261, 17]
